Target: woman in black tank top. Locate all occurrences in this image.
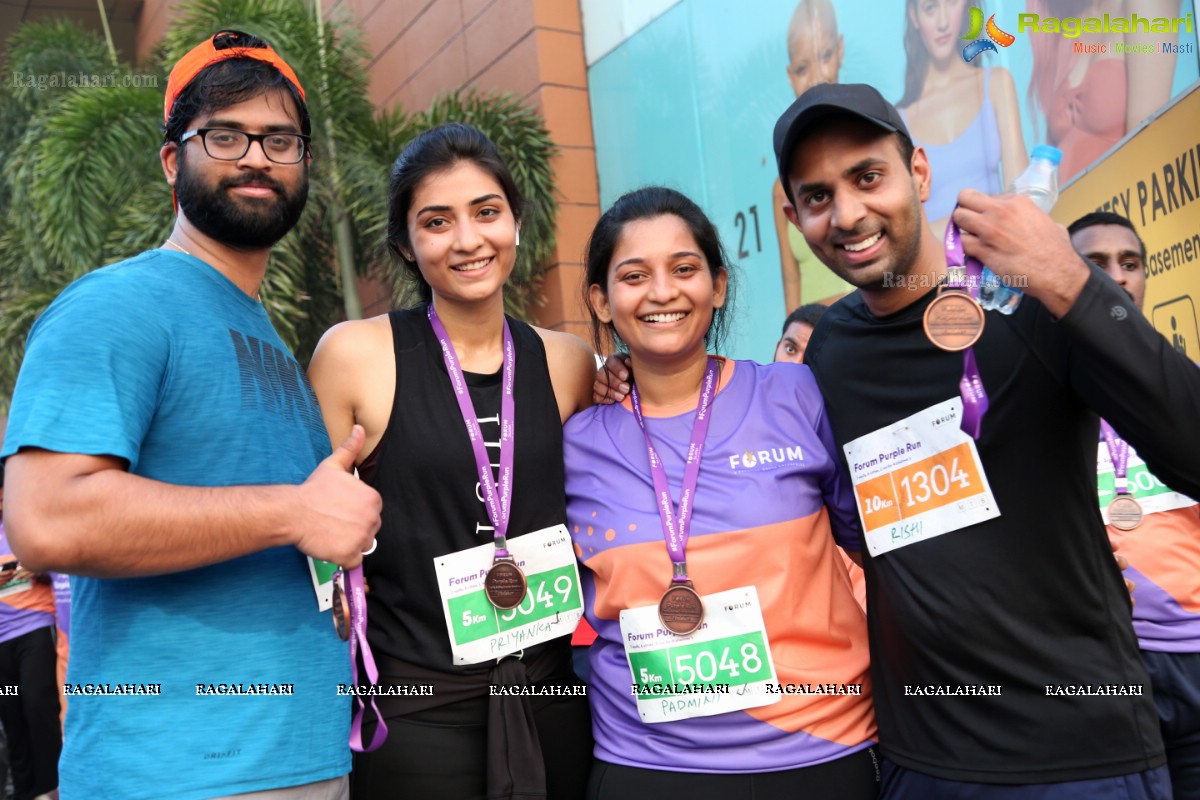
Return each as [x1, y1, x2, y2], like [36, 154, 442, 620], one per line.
[309, 124, 596, 800]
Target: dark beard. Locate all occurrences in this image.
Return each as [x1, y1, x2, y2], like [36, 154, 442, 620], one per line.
[175, 154, 308, 249]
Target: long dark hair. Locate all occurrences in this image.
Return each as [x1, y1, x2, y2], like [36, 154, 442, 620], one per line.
[898, 0, 979, 109]
[386, 123, 523, 304]
[583, 186, 735, 354]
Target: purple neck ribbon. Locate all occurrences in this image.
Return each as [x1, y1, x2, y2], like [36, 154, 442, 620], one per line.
[428, 304, 517, 556]
[346, 565, 387, 751]
[944, 217, 990, 439]
[1100, 420, 1131, 495]
[628, 358, 720, 584]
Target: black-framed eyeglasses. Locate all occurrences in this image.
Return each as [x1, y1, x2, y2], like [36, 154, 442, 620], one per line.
[179, 128, 310, 164]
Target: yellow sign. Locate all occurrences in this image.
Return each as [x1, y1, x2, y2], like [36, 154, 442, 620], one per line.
[1055, 82, 1200, 361]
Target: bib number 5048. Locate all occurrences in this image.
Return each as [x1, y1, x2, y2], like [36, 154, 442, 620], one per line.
[674, 642, 762, 684]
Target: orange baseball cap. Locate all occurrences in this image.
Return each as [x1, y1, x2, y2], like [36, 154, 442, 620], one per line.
[164, 30, 306, 124]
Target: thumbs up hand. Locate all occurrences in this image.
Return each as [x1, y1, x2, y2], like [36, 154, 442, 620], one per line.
[292, 425, 382, 568]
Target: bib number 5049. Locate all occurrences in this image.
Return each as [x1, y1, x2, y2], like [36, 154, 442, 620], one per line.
[497, 574, 575, 622]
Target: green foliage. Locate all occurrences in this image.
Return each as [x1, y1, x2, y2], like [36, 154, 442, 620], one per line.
[0, 21, 161, 410]
[2, 19, 115, 117]
[0, 7, 561, 414]
[12, 86, 165, 277]
[0, 21, 122, 247]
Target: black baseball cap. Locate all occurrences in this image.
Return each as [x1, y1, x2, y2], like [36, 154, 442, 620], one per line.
[773, 83, 912, 202]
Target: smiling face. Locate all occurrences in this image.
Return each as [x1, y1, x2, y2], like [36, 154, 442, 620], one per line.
[909, 0, 968, 63]
[1071, 224, 1147, 310]
[168, 89, 309, 249]
[589, 214, 727, 367]
[783, 117, 931, 295]
[405, 160, 518, 307]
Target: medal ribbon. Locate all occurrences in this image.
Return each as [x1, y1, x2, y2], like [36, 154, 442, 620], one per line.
[345, 566, 387, 751]
[428, 305, 516, 555]
[1100, 420, 1131, 495]
[629, 358, 720, 583]
[945, 218, 990, 439]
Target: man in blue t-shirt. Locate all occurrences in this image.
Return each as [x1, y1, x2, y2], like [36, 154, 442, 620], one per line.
[0, 31, 381, 800]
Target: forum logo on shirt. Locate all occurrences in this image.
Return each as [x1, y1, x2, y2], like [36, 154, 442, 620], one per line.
[961, 7, 1015, 62]
[726, 444, 804, 472]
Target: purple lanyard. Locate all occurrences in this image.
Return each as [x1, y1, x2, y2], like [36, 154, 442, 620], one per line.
[1100, 420, 1132, 495]
[945, 218, 990, 439]
[428, 305, 517, 554]
[628, 359, 719, 583]
[345, 565, 386, 751]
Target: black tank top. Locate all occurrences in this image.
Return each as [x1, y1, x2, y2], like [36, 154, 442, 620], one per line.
[361, 306, 569, 674]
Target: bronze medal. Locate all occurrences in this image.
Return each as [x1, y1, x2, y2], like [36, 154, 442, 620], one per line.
[1108, 495, 1144, 531]
[485, 559, 528, 610]
[658, 582, 704, 636]
[923, 289, 985, 352]
[332, 582, 350, 641]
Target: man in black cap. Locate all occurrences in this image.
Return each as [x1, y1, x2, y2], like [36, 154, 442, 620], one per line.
[776, 83, 1200, 798]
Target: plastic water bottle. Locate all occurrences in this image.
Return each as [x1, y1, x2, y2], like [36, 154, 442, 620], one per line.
[1011, 145, 1062, 211]
[979, 145, 1062, 314]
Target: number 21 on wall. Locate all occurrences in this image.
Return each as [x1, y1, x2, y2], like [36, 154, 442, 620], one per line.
[733, 206, 761, 259]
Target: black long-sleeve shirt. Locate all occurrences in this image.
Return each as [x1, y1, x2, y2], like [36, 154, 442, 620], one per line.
[805, 265, 1200, 783]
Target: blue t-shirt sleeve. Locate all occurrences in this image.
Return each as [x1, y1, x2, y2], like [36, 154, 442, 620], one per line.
[3, 271, 168, 470]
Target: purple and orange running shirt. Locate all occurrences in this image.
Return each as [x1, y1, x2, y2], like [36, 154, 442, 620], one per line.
[564, 359, 875, 773]
[1098, 441, 1200, 652]
[0, 521, 55, 644]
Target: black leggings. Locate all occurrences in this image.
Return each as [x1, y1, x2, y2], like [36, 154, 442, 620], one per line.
[0, 627, 61, 800]
[587, 746, 881, 800]
[350, 691, 592, 799]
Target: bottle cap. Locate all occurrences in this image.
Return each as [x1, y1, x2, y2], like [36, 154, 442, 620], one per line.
[1031, 145, 1063, 165]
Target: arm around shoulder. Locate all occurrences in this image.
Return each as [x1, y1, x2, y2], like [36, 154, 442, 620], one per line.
[536, 327, 597, 422]
[777, 362, 864, 553]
